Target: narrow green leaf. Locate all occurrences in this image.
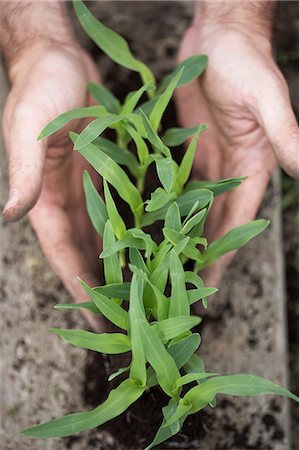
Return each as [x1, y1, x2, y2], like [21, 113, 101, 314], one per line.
[168, 333, 201, 369]
[80, 279, 128, 330]
[55, 302, 100, 315]
[176, 127, 204, 188]
[165, 202, 181, 231]
[87, 82, 121, 114]
[140, 110, 170, 156]
[21, 378, 144, 438]
[144, 399, 186, 450]
[74, 114, 123, 150]
[83, 171, 107, 237]
[50, 328, 131, 354]
[38, 106, 106, 140]
[93, 136, 139, 177]
[156, 157, 176, 192]
[151, 316, 201, 342]
[108, 366, 130, 382]
[103, 180, 126, 240]
[159, 55, 208, 93]
[71, 133, 143, 216]
[188, 287, 218, 306]
[174, 372, 217, 390]
[162, 125, 207, 147]
[129, 248, 151, 277]
[169, 250, 189, 317]
[146, 188, 176, 212]
[184, 374, 299, 415]
[197, 220, 270, 270]
[141, 188, 213, 227]
[129, 274, 147, 386]
[124, 122, 149, 164]
[186, 176, 246, 196]
[181, 209, 207, 235]
[73, 0, 155, 86]
[150, 68, 183, 131]
[163, 228, 202, 261]
[94, 282, 131, 301]
[103, 221, 123, 287]
[163, 401, 192, 428]
[121, 84, 154, 115]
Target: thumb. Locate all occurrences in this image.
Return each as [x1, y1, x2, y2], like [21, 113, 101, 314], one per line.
[253, 71, 299, 179]
[2, 100, 47, 221]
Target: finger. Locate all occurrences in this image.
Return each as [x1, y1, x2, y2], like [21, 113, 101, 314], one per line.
[2, 100, 47, 221]
[29, 199, 106, 333]
[253, 72, 299, 179]
[201, 165, 273, 290]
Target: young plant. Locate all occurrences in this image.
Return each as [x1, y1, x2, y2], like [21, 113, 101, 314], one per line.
[21, 2, 299, 448]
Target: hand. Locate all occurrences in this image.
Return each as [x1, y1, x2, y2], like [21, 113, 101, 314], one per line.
[2, 42, 105, 331]
[175, 13, 299, 289]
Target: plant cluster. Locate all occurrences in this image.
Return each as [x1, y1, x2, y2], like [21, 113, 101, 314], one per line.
[22, 2, 299, 448]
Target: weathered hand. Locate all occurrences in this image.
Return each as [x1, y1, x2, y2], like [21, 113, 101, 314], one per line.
[176, 14, 299, 288]
[2, 43, 104, 331]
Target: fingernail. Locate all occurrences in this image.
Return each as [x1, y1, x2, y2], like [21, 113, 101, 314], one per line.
[2, 189, 20, 218]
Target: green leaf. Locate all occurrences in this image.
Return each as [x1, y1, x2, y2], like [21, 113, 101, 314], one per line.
[73, 114, 123, 150]
[103, 221, 123, 288]
[181, 209, 207, 235]
[108, 366, 130, 382]
[130, 264, 169, 321]
[124, 122, 149, 164]
[141, 188, 213, 227]
[159, 55, 208, 93]
[146, 333, 201, 389]
[168, 333, 201, 369]
[163, 400, 192, 428]
[80, 279, 128, 330]
[174, 372, 217, 390]
[54, 302, 100, 315]
[144, 399, 186, 450]
[82, 171, 107, 237]
[186, 177, 246, 197]
[129, 248, 151, 277]
[50, 328, 131, 354]
[71, 133, 143, 216]
[165, 202, 181, 231]
[100, 235, 146, 259]
[121, 84, 154, 115]
[163, 228, 202, 261]
[140, 110, 170, 156]
[73, 0, 155, 86]
[169, 250, 189, 317]
[162, 125, 207, 147]
[129, 274, 147, 386]
[21, 378, 144, 438]
[188, 287, 218, 306]
[151, 316, 201, 342]
[38, 106, 106, 140]
[94, 282, 131, 301]
[131, 274, 180, 395]
[146, 188, 176, 212]
[103, 180, 126, 240]
[197, 219, 270, 270]
[156, 157, 176, 192]
[176, 127, 204, 188]
[93, 136, 139, 178]
[87, 82, 121, 114]
[150, 68, 183, 131]
[184, 374, 299, 415]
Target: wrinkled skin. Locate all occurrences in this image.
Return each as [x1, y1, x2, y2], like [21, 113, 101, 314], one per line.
[2, 43, 105, 331]
[175, 22, 299, 292]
